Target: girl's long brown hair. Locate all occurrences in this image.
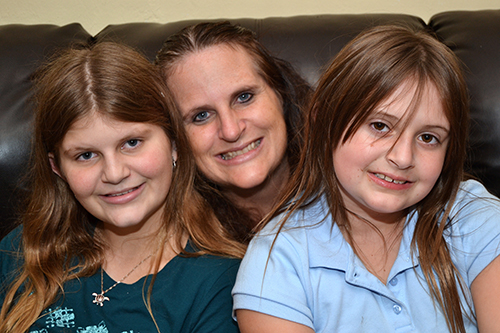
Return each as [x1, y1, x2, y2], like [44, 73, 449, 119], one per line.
[0, 42, 244, 332]
[266, 25, 470, 332]
[155, 21, 312, 242]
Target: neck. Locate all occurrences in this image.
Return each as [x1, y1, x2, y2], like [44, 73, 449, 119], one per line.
[102, 221, 159, 255]
[102, 232, 187, 284]
[100, 220, 187, 283]
[346, 212, 406, 284]
[348, 210, 406, 237]
[222, 159, 290, 225]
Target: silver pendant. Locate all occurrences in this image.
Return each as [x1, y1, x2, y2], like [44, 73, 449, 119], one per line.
[92, 292, 109, 306]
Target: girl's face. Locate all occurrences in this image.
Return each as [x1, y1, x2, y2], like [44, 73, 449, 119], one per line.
[166, 44, 288, 192]
[332, 81, 450, 222]
[50, 114, 176, 233]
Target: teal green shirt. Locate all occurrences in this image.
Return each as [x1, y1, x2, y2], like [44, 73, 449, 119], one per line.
[1, 228, 240, 332]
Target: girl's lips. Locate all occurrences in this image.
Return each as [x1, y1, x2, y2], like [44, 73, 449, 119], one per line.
[373, 172, 409, 184]
[220, 139, 262, 160]
[99, 183, 145, 204]
[105, 187, 137, 197]
[369, 172, 413, 190]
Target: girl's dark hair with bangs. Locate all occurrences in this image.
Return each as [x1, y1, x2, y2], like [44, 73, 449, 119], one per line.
[268, 25, 470, 333]
[155, 21, 312, 243]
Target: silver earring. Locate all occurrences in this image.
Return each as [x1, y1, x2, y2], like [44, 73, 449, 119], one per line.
[172, 158, 177, 168]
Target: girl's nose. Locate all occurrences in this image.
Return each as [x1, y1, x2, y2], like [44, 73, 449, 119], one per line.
[386, 136, 415, 170]
[101, 155, 131, 184]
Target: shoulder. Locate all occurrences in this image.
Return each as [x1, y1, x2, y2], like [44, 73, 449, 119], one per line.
[0, 226, 22, 251]
[0, 226, 23, 269]
[232, 198, 332, 330]
[186, 254, 241, 275]
[452, 180, 500, 212]
[445, 180, 500, 283]
[258, 195, 331, 237]
[234, 194, 334, 295]
[0, 226, 23, 304]
[244, 195, 334, 267]
[448, 180, 500, 232]
[176, 244, 241, 286]
[165, 249, 240, 332]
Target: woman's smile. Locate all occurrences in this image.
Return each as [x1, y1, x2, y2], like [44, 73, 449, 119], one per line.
[220, 139, 262, 161]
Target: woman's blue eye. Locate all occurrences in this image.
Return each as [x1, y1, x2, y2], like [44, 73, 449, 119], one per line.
[194, 111, 209, 122]
[237, 93, 253, 103]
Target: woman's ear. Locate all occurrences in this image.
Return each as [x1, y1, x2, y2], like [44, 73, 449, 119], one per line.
[48, 153, 66, 180]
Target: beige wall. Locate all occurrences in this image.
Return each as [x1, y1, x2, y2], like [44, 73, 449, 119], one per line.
[1, 0, 499, 35]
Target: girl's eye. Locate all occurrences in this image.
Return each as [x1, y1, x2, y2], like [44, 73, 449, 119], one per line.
[193, 111, 210, 123]
[371, 122, 389, 132]
[237, 92, 253, 103]
[419, 134, 439, 144]
[126, 139, 139, 147]
[77, 152, 96, 161]
[123, 139, 141, 149]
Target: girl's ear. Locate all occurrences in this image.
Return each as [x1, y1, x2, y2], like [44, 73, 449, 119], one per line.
[171, 141, 178, 166]
[48, 153, 66, 181]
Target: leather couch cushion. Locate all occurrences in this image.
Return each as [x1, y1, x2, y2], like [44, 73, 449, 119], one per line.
[95, 14, 425, 85]
[430, 10, 500, 197]
[0, 23, 91, 238]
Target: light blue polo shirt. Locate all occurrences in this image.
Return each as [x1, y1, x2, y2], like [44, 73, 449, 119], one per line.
[232, 180, 500, 332]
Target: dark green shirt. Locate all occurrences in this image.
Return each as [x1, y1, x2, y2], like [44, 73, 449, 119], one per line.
[0, 227, 240, 332]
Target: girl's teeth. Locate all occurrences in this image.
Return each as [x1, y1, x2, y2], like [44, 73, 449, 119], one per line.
[108, 188, 135, 197]
[374, 173, 406, 184]
[221, 140, 261, 160]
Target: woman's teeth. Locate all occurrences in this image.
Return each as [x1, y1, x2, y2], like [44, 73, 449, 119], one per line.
[221, 140, 261, 160]
[374, 173, 407, 184]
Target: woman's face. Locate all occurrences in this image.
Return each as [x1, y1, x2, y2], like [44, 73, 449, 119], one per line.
[166, 44, 288, 192]
[50, 113, 176, 234]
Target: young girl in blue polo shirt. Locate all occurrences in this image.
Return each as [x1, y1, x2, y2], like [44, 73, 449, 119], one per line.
[233, 25, 500, 333]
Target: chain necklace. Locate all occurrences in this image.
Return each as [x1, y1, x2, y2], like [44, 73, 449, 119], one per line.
[92, 253, 154, 306]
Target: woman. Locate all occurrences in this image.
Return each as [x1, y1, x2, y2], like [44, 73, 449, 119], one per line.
[0, 42, 242, 332]
[156, 21, 311, 243]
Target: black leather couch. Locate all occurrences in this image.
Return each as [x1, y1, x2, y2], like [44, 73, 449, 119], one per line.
[1, 10, 500, 240]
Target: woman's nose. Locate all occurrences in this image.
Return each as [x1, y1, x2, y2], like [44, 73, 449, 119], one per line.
[218, 109, 245, 142]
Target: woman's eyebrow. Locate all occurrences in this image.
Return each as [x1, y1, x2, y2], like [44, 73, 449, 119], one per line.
[230, 84, 259, 101]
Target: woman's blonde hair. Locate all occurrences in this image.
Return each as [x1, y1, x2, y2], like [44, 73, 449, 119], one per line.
[0, 42, 244, 332]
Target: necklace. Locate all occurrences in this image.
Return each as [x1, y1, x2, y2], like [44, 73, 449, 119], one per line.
[92, 253, 154, 306]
